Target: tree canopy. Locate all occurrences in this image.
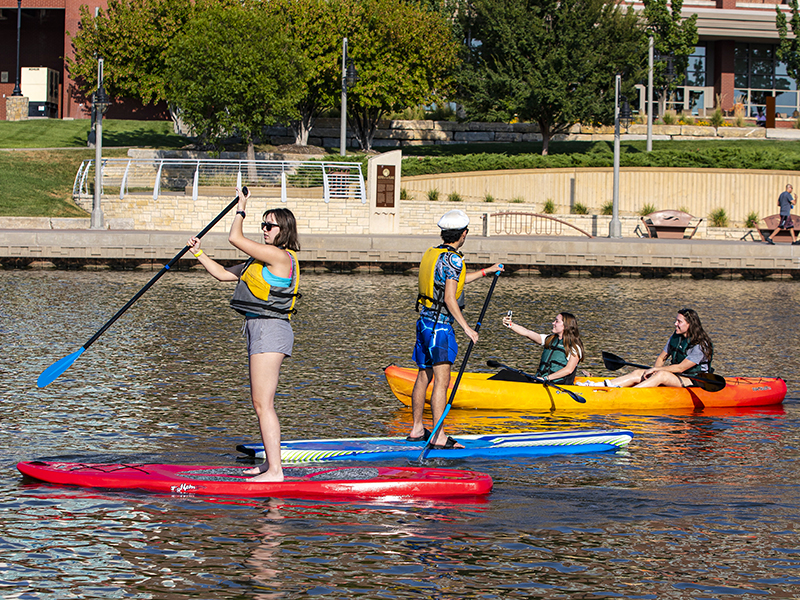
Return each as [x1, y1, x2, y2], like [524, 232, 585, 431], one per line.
[164, 3, 307, 155]
[777, 0, 800, 90]
[68, 0, 195, 108]
[342, 0, 460, 151]
[457, 0, 645, 154]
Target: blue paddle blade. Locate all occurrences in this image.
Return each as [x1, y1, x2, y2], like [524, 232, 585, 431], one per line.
[37, 347, 86, 388]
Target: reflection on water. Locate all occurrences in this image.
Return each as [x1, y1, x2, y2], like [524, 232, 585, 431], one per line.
[2, 270, 800, 598]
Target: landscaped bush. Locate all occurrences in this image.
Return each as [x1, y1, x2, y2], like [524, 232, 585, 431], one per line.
[639, 203, 656, 216]
[447, 191, 463, 202]
[601, 200, 614, 215]
[709, 207, 729, 227]
[426, 188, 439, 201]
[571, 202, 589, 214]
[511, 196, 525, 203]
[484, 193, 495, 202]
[745, 211, 760, 228]
[542, 199, 556, 213]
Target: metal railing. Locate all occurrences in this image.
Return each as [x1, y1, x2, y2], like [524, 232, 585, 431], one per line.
[482, 211, 593, 238]
[73, 158, 367, 204]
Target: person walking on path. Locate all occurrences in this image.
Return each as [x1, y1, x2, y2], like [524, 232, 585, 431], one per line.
[187, 188, 301, 482]
[766, 184, 799, 245]
[407, 209, 503, 449]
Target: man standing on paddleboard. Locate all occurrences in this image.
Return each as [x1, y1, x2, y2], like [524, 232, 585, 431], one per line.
[408, 209, 503, 449]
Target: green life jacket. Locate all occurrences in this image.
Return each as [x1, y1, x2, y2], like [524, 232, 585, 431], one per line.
[536, 334, 576, 385]
[667, 333, 711, 375]
[229, 250, 300, 319]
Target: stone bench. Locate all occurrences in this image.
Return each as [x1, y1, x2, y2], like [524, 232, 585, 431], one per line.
[758, 214, 800, 243]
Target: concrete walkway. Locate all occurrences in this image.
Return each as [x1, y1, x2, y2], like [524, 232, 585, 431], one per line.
[1, 228, 798, 277]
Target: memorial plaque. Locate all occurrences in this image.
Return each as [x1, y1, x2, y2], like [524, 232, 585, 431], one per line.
[376, 165, 395, 208]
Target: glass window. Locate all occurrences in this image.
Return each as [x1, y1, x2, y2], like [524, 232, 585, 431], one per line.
[775, 91, 797, 116]
[751, 60, 774, 89]
[689, 90, 705, 115]
[775, 62, 796, 91]
[686, 46, 706, 86]
[751, 44, 773, 60]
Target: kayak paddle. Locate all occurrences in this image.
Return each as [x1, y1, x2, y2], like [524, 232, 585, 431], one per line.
[486, 359, 586, 403]
[416, 265, 503, 463]
[601, 351, 726, 392]
[37, 189, 245, 388]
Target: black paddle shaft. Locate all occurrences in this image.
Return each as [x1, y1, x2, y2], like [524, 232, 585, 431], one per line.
[486, 359, 586, 403]
[81, 195, 241, 351]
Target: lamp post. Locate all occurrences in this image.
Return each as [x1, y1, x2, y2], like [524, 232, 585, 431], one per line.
[339, 38, 359, 156]
[12, 0, 22, 96]
[647, 35, 653, 152]
[609, 73, 632, 239]
[91, 57, 110, 230]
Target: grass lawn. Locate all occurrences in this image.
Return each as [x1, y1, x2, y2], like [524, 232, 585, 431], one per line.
[2, 118, 800, 218]
[0, 119, 186, 149]
[0, 148, 130, 217]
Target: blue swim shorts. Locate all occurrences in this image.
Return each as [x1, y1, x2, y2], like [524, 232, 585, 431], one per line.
[412, 317, 458, 369]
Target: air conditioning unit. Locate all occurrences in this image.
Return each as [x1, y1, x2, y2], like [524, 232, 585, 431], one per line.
[21, 67, 60, 118]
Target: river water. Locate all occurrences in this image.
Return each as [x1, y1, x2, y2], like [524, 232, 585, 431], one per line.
[2, 268, 800, 599]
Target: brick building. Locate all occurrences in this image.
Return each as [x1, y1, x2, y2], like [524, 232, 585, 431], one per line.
[0, 0, 796, 122]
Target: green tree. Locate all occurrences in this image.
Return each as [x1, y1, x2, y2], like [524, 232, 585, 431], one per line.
[777, 0, 800, 88]
[67, 0, 195, 121]
[343, 0, 460, 152]
[164, 3, 307, 157]
[642, 0, 698, 114]
[263, 0, 349, 146]
[457, 0, 645, 155]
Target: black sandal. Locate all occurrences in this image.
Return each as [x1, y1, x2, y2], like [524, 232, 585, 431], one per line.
[406, 428, 431, 442]
[431, 436, 460, 450]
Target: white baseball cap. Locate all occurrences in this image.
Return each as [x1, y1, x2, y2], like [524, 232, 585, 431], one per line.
[437, 209, 470, 230]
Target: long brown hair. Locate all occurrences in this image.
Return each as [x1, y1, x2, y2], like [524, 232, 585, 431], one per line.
[678, 308, 713, 361]
[264, 208, 300, 252]
[559, 311, 584, 363]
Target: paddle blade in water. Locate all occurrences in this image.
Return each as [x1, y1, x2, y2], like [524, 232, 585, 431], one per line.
[37, 347, 86, 388]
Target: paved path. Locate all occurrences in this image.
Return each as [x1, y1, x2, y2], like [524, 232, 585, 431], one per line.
[1, 229, 798, 277]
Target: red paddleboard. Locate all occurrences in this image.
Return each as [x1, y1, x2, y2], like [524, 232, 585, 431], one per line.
[17, 461, 493, 499]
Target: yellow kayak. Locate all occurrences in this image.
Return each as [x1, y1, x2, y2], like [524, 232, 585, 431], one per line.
[384, 365, 787, 412]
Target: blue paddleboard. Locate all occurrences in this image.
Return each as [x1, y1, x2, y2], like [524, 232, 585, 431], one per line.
[236, 429, 633, 462]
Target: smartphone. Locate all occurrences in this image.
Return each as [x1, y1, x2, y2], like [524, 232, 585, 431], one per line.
[242, 186, 249, 195]
[507, 310, 513, 318]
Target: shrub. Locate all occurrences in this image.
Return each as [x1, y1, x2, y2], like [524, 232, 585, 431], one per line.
[678, 205, 690, 214]
[709, 207, 729, 227]
[601, 200, 614, 216]
[399, 187, 410, 201]
[542, 199, 556, 213]
[681, 114, 695, 126]
[639, 203, 656, 216]
[662, 112, 678, 125]
[710, 108, 725, 128]
[511, 196, 525, 203]
[745, 211, 760, 228]
[571, 202, 589, 214]
[447, 191, 463, 202]
[426, 188, 440, 201]
[484, 193, 495, 203]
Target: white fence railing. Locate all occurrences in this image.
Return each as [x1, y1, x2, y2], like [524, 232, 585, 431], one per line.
[74, 158, 367, 204]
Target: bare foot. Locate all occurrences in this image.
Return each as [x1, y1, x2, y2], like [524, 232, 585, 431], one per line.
[248, 469, 284, 483]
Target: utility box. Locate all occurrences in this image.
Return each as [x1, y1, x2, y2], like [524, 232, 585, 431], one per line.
[21, 67, 60, 118]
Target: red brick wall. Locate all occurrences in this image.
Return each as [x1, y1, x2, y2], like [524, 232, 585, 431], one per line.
[715, 40, 736, 113]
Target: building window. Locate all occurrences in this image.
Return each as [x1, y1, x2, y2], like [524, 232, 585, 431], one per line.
[735, 42, 798, 119]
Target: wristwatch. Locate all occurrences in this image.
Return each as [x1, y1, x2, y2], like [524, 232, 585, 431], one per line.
[236, 210, 246, 218]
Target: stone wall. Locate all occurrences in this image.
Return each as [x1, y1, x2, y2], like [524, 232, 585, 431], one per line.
[5, 96, 29, 122]
[262, 118, 797, 148]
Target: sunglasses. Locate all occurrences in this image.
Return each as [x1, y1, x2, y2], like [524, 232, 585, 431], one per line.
[261, 222, 280, 231]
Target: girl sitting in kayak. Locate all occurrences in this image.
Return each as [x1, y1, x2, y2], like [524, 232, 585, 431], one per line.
[502, 312, 584, 385]
[600, 308, 713, 388]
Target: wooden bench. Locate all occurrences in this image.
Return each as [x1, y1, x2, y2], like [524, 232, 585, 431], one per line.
[758, 214, 800, 243]
[639, 210, 702, 239]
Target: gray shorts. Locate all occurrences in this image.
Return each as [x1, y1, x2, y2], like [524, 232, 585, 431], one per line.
[244, 318, 294, 357]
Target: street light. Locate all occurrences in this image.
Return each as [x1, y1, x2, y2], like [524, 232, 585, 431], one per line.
[91, 57, 110, 230]
[339, 38, 359, 156]
[12, 0, 22, 96]
[609, 73, 632, 239]
[647, 35, 653, 152]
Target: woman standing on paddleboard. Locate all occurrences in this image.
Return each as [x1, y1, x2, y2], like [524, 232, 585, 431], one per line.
[599, 308, 713, 389]
[187, 187, 300, 482]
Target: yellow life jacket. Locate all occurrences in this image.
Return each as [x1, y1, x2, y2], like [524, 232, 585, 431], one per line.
[229, 249, 300, 319]
[416, 245, 466, 316]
